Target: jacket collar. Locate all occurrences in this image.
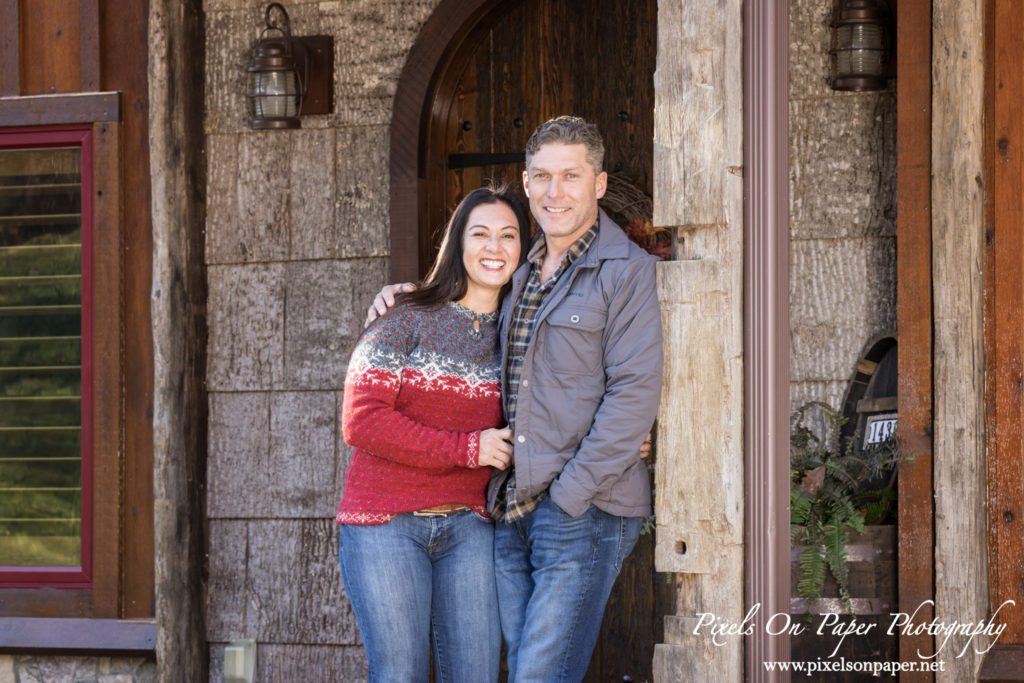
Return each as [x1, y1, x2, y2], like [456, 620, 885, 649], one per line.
[577, 208, 631, 268]
[503, 208, 629, 323]
[524, 208, 629, 265]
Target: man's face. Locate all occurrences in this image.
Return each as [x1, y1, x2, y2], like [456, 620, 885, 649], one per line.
[522, 142, 607, 247]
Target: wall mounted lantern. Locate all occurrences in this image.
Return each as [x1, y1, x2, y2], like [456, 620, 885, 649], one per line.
[830, 0, 892, 92]
[246, 3, 334, 129]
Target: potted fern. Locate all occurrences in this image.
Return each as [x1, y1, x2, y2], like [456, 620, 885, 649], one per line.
[789, 402, 905, 613]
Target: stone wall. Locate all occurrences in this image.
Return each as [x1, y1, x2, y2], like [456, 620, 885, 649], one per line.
[789, 0, 897, 413]
[0, 656, 155, 683]
[202, 1, 438, 680]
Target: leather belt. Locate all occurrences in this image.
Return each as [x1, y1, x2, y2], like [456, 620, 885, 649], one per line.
[412, 503, 470, 517]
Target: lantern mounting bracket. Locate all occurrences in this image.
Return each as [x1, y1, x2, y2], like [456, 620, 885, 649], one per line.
[291, 34, 333, 116]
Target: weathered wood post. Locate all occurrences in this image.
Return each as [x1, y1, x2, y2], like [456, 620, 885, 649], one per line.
[149, 1, 208, 680]
[652, 0, 747, 680]
[932, 0, 989, 679]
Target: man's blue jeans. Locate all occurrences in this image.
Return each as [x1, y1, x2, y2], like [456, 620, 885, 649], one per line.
[494, 496, 642, 682]
[338, 510, 501, 683]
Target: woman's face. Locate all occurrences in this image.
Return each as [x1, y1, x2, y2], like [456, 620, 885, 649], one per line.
[461, 201, 522, 296]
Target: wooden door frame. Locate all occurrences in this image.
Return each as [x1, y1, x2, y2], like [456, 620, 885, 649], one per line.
[389, 0, 504, 283]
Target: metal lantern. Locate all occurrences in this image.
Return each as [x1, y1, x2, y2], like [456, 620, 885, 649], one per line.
[830, 0, 890, 92]
[247, 3, 302, 129]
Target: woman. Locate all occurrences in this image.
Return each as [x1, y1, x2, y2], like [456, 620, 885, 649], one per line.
[336, 186, 530, 683]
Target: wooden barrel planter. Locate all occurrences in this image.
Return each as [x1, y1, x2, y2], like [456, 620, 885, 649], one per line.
[790, 525, 898, 678]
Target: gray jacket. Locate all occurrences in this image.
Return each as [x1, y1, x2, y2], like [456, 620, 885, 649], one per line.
[487, 209, 664, 518]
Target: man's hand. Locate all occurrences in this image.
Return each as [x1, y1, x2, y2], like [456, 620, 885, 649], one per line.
[478, 427, 513, 470]
[364, 282, 416, 328]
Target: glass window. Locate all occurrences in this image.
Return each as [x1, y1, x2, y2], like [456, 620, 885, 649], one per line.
[0, 130, 92, 584]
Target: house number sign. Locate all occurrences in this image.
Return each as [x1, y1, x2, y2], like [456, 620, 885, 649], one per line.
[863, 412, 897, 447]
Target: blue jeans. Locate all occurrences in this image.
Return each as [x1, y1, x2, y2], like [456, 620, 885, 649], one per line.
[338, 510, 500, 683]
[493, 496, 642, 682]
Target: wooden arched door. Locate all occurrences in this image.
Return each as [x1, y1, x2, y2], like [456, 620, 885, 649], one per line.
[419, 0, 657, 276]
[404, 1, 669, 680]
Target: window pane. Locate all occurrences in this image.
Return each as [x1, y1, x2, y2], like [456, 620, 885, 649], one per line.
[0, 146, 82, 567]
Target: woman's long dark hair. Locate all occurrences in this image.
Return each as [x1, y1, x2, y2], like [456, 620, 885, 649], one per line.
[399, 184, 531, 310]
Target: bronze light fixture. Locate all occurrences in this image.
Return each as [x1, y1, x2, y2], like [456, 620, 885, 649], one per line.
[246, 3, 334, 129]
[830, 0, 892, 92]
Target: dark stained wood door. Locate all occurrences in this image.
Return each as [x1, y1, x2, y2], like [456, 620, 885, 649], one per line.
[421, 0, 656, 271]
[422, 2, 672, 681]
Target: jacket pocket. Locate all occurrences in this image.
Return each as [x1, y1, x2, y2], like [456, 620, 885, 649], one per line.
[539, 305, 607, 375]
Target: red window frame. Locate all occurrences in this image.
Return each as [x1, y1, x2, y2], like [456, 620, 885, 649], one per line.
[0, 125, 94, 588]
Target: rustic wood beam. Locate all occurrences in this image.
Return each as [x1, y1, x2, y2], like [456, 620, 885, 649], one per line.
[650, 0, 744, 678]
[150, 0, 208, 680]
[103, 0, 156, 621]
[896, 0, 936, 678]
[980, 646, 1024, 682]
[0, 617, 156, 654]
[984, 0, 1024, 672]
[932, 0, 989, 678]
[0, 91, 120, 125]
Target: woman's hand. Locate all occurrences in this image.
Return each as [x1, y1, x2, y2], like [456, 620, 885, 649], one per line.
[639, 431, 653, 459]
[478, 427, 513, 470]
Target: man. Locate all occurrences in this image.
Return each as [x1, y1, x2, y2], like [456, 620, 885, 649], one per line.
[368, 116, 663, 682]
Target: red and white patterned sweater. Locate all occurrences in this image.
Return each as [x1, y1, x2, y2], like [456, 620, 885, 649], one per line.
[335, 301, 503, 524]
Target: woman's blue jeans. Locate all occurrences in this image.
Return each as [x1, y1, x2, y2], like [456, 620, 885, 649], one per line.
[493, 496, 642, 683]
[338, 510, 501, 683]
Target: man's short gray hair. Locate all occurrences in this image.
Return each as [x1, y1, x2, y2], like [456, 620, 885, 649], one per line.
[524, 116, 605, 174]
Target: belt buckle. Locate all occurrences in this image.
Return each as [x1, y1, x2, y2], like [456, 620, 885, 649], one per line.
[412, 504, 465, 517]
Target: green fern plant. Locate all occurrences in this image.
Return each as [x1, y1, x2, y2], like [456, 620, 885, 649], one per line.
[790, 402, 905, 613]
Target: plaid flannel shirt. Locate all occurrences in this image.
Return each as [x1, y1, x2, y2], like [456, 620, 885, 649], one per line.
[491, 222, 599, 522]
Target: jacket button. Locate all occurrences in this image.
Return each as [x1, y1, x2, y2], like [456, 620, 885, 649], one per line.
[517, 435, 525, 443]
[570, 314, 580, 323]
[522, 379, 529, 387]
